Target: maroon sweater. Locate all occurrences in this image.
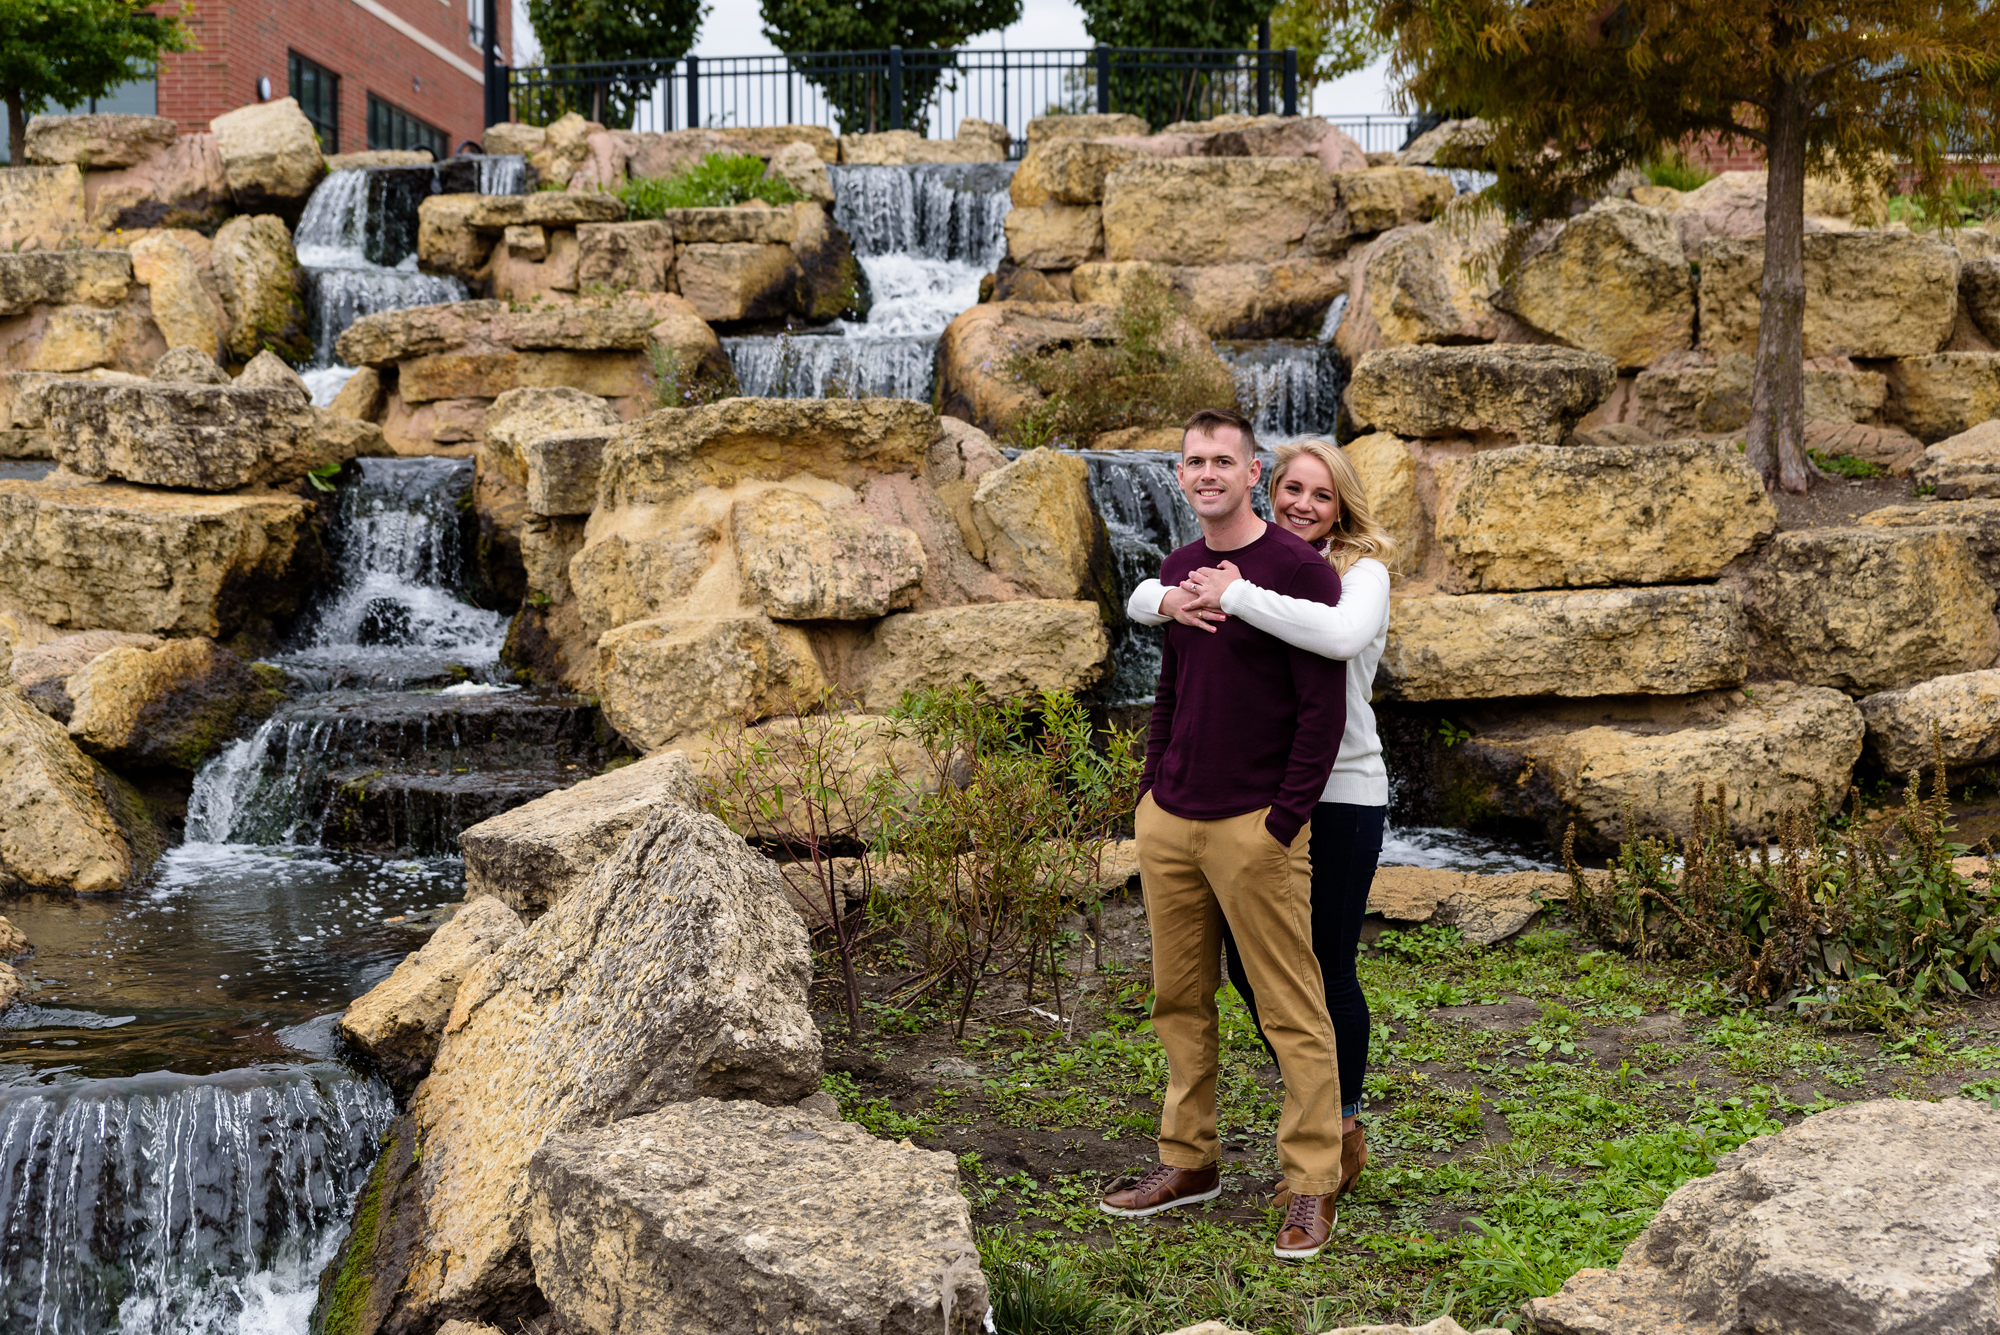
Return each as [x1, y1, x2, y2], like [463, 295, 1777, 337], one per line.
[1140, 524, 1347, 847]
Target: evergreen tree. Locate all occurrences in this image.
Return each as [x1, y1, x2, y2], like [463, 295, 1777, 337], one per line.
[0, 0, 189, 166]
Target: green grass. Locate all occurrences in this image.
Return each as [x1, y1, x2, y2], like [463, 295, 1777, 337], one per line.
[1808, 449, 1887, 480]
[1640, 151, 1715, 193]
[616, 151, 807, 217]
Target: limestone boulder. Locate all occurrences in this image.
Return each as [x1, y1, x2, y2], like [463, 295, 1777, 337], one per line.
[25, 113, 179, 168]
[9, 630, 159, 721]
[528, 1099, 986, 1335]
[0, 481, 315, 637]
[324, 784, 822, 1331]
[1643, 354, 1892, 437]
[1003, 204, 1103, 270]
[337, 896, 524, 1097]
[1347, 345, 1617, 444]
[1102, 158, 1336, 265]
[129, 232, 223, 359]
[1962, 253, 2000, 344]
[574, 220, 673, 292]
[1397, 119, 1494, 169]
[1746, 526, 2000, 695]
[0, 688, 133, 894]
[1888, 353, 2000, 443]
[1858, 667, 2000, 779]
[1343, 432, 1426, 571]
[0, 251, 132, 316]
[80, 133, 230, 232]
[329, 366, 385, 422]
[41, 381, 316, 490]
[674, 242, 797, 324]
[151, 344, 230, 385]
[839, 130, 1005, 165]
[1366, 867, 1566, 948]
[1699, 232, 1959, 358]
[1913, 419, 2000, 497]
[1380, 586, 1747, 702]
[860, 601, 1108, 710]
[1497, 201, 1692, 368]
[66, 636, 284, 770]
[1416, 683, 1863, 849]
[26, 302, 162, 373]
[522, 426, 617, 517]
[479, 389, 619, 507]
[417, 195, 495, 279]
[460, 749, 699, 918]
[597, 615, 827, 752]
[1329, 166, 1455, 237]
[1433, 441, 1775, 592]
[763, 140, 834, 204]
[209, 98, 325, 214]
[0, 165, 88, 252]
[1071, 258, 1345, 340]
[465, 193, 625, 231]
[1025, 114, 1149, 146]
[1335, 220, 1501, 361]
[238, 348, 311, 401]
[1525, 1100, 2000, 1335]
[1860, 498, 2000, 587]
[969, 446, 1104, 601]
[1162, 113, 1368, 175]
[212, 214, 309, 363]
[733, 491, 925, 621]
[1011, 139, 1142, 208]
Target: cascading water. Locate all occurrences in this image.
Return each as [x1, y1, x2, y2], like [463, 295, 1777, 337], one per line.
[1219, 340, 1349, 441]
[295, 157, 526, 405]
[721, 162, 1015, 401]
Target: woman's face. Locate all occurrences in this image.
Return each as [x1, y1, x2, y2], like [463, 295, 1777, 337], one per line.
[1273, 453, 1340, 545]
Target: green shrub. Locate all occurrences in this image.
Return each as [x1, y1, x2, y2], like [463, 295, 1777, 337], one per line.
[616, 152, 807, 217]
[1808, 449, 1886, 480]
[1641, 150, 1715, 193]
[1565, 737, 2000, 1029]
[1000, 269, 1238, 449]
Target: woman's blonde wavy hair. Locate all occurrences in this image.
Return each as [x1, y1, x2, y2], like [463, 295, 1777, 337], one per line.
[1268, 439, 1398, 577]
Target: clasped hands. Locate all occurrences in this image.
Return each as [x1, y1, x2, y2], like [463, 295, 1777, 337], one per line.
[1157, 560, 1242, 634]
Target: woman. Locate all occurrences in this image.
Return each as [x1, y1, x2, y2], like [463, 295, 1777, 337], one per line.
[1126, 437, 1395, 1205]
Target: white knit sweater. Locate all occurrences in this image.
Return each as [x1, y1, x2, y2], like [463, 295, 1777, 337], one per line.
[1127, 556, 1390, 807]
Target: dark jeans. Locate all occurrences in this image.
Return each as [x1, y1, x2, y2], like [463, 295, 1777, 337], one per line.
[1221, 801, 1385, 1119]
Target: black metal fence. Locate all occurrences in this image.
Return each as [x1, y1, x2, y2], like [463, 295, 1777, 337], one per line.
[505, 46, 1417, 154]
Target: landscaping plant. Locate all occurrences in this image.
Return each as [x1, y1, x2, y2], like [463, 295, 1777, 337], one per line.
[616, 152, 807, 217]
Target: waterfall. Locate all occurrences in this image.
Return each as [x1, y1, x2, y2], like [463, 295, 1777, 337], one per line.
[0, 1067, 394, 1335]
[722, 162, 1015, 402]
[1220, 341, 1348, 441]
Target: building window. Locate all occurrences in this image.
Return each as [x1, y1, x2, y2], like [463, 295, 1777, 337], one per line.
[468, 0, 483, 49]
[367, 93, 449, 158]
[289, 52, 339, 153]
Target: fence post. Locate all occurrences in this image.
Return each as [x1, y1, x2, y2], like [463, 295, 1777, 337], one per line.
[686, 53, 700, 129]
[888, 46, 904, 131]
[1282, 48, 1298, 117]
[1257, 19, 1271, 117]
[1095, 44, 1111, 114]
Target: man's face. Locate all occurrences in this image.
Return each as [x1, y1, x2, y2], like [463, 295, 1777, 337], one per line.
[1178, 426, 1260, 522]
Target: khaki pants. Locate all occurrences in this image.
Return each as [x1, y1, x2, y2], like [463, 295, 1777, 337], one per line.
[1135, 792, 1344, 1194]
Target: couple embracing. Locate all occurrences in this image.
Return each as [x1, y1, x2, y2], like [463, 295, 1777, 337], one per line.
[1101, 407, 1395, 1261]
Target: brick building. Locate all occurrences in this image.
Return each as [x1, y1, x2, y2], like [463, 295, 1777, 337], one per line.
[155, 0, 511, 156]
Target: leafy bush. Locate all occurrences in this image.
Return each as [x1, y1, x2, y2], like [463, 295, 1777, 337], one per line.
[1641, 150, 1715, 193]
[1808, 449, 1886, 480]
[616, 152, 807, 216]
[1565, 739, 2000, 1029]
[1000, 269, 1238, 450]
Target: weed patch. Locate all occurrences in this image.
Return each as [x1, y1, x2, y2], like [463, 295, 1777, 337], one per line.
[617, 151, 807, 216]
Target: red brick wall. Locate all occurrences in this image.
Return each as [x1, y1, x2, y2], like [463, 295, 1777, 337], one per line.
[157, 0, 509, 152]
[1681, 131, 2000, 190]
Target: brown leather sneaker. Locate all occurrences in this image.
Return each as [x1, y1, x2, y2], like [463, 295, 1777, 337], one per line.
[1099, 1162, 1221, 1218]
[1273, 1120, 1369, 1212]
[1273, 1191, 1335, 1259]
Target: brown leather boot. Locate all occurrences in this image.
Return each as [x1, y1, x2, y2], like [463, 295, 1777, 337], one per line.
[1336, 1121, 1368, 1199]
[1099, 1162, 1221, 1218]
[1273, 1191, 1335, 1259]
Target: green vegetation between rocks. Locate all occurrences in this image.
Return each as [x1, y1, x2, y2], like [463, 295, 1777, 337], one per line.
[1640, 150, 1714, 193]
[616, 153, 807, 217]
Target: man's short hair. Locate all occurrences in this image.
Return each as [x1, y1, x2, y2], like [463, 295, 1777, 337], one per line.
[1182, 407, 1258, 461]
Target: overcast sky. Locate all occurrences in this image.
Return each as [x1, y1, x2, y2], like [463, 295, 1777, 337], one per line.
[514, 0, 1402, 118]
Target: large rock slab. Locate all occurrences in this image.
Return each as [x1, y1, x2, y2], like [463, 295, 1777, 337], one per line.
[460, 749, 701, 919]
[528, 1098, 986, 1335]
[1497, 200, 1693, 368]
[337, 896, 524, 1098]
[41, 381, 317, 490]
[596, 615, 828, 752]
[0, 165, 88, 252]
[0, 687, 132, 893]
[1346, 345, 1618, 444]
[1101, 158, 1336, 265]
[1745, 526, 2000, 695]
[8, 629, 159, 720]
[1858, 498, 2000, 585]
[1434, 441, 1776, 592]
[1857, 667, 2000, 778]
[1344, 432, 1427, 570]
[733, 490, 925, 620]
[327, 785, 821, 1330]
[1887, 353, 2000, 443]
[130, 233, 223, 358]
[65, 636, 284, 770]
[1334, 220, 1501, 362]
[1002, 203, 1103, 270]
[1329, 166, 1454, 236]
[1070, 257, 1345, 339]
[969, 446, 1104, 601]
[0, 251, 132, 317]
[1525, 1099, 2000, 1335]
[1916, 419, 2000, 497]
[1698, 231, 1960, 358]
[0, 481, 315, 637]
[860, 601, 1108, 710]
[1011, 138, 1141, 207]
[213, 213, 310, 363]
[25, 113, 179, 168]
[210, 98, 325, 213]
[1380, 586, 1747, 701]
[465, 193, 625, 230]
[523, 426, 616, 517]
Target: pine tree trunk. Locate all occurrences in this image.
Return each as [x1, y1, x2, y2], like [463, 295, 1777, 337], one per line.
[6, 97, 24, 168]
[1744, 69, 1811, 494]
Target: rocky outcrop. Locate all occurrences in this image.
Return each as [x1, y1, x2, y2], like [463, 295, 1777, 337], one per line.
[0, 481, 315, 637]
[1343, 432, 1427, 571]
[1367, 866, 1570, 946]
[859, 601, 1108, 710]
[1070, 257, 1346, 339]
[459, 749, 700, 918]
[1885, 352, 2000, 443]
[476, 386, 620, 599]
[1525, 1099, 2000, 1335]
[1857, 668, 2000, 778]
[209, 98, 326, 216]
[1011, 139, 1142, 209]
[527, 1098, 986, 1335]
[337, 896, 524, 1097]
[1346, 345, 1619, 444]
[733, 490, 926, 620]
[596, 615, 827, 751]
[9, 630, 159, 721]
[839, 129, 1005, 164]
[1497, 200, 1693, 368]
[65, 636, 285, 770]
[1335, 219, 1502, 362]
[1916, 419, 2000, 496]
[25, 113, 180, 168]
[0, 687, 133, 893]
[129, 232, 223, 359]
[1745, 526, 2000, 695]
[1698, 231, 1959, 358]
[0, 251, 132, 316]
[1636, 354, 1891, 438]
[326, 786, 821, 1331]
[969, 447, 1105, 601]
[1101, 158, 1336, 265]
[1410, 682, 1864, 849]
[0, 165, 89, 252]
[1381, 586, 1746, 701]
[40, 380, 326, 491]
[152, 344, 231, 386]
[212, 214, 310, 363]
[1433, 441, 1776, 592]
[1858, 498, 2000, 586]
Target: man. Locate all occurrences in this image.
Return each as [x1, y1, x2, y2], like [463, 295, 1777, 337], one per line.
[1100, 408, 1349, 1260]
